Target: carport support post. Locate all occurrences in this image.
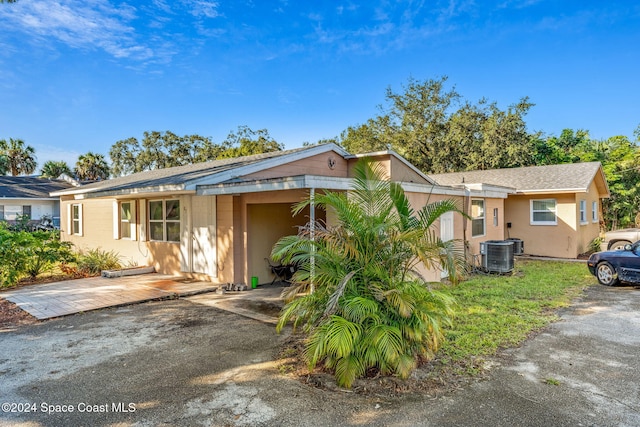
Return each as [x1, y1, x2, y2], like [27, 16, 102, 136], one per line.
[310, 187, 315, 294]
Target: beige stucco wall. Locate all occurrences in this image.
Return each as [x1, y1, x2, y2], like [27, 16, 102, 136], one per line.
[405, 192, 467, 282]
[344, 154, 430, 184]
[504, 184, 602, 258]
[60, 198, 185, 276]
[239, 189, 318, 285]
[575, 180, 603, 255]
[216, 195, 235, 283]
[389, 156, 431, 184]
[243, 151, 349, 180]
[467, 197, 506, 256]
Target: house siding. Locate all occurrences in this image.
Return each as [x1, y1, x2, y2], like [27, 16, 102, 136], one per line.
[216, 195, 235, 284]
[504, 193, 582, 258]
[405, 192, 467, 282]
[243, 151, 349, 180]
[468, 197, 506, 256]
[60, 198, 184, 275]
[389, 156, 431, 184]
[575, 180, 603, 255]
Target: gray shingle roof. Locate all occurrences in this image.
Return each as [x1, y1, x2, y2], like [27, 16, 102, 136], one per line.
[0, 176, 73, 199]
[428, 162, 605, 193]
[52, 144, 347, 197]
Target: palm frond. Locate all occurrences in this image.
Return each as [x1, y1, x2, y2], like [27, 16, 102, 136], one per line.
[323, 270, 357, 318]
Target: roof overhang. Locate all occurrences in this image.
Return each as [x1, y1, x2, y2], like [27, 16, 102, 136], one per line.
[198, 175, 515, 198]
[439, 183, 515, 199]
[62, 186, 194, 200]
[198, 175, 353, 195]
[0, 197, 58, 201]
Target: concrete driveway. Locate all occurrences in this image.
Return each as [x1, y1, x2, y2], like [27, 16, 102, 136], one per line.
[1, 284, 639, 426]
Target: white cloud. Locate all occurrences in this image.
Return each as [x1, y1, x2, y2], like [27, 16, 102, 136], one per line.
[184, 0, 221, 19]
[0, 0, 152, 60]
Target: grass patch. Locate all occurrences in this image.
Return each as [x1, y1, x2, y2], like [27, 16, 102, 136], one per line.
[277, 259, 596, 395]
[437, 259, 594, 367]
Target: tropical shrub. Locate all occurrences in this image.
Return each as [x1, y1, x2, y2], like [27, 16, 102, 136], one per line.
[76, 248, 122, 275]
[23, 231, 75, 278]
[0, 225, 75, 288]
[272, 160, 466, 388]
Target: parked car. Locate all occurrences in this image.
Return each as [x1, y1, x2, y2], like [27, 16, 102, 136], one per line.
[587, 241, 640, 286]
[601, 228, 640, 251]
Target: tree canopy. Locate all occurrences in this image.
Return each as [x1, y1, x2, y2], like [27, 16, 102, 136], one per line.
[109, 126, 283, 176]
[339, 76, 538, 173]
[0, 138, 37, 176]
[337, 76, 640, 229]
[40, 160, 72, 179]
[75, 152, 110, 181]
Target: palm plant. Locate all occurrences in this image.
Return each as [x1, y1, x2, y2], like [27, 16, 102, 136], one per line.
[0, 138, 37, 176]
[75, 152, 110, 181]
[40, 160, 72, 179]
[0, 154, 8, 175]
[272, 160, 466, 388]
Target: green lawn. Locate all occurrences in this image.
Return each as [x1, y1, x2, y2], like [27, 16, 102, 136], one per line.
[435, 259, 595, 373]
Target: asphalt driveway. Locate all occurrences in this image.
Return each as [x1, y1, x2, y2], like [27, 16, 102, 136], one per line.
[1, 284, 639, 426]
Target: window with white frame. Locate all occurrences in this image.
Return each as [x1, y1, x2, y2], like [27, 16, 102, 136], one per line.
[149, 199, 180, 242]
[592, 201, 598, 222]
[471, 199, 485, 237]
[71, 204, 82, 235]
[530, 199, 557, 225]
[579, 200, 587, 225]
[120, 202, 133, 239]
[22, 205, 31, 220]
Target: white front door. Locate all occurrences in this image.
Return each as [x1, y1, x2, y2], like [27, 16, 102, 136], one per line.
[440, 211, 454, 278]
[191, 196, 217, 277]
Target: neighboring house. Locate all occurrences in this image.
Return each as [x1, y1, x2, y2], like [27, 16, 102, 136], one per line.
[0, 175, 74, 226]
[51, 144, 513, 285]
[429, 162, 610, 259]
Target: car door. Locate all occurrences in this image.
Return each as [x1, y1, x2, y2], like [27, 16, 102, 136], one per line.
[618, 243, 640, 284]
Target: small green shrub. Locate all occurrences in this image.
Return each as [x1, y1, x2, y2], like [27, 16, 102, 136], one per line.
[588, 236, 604, 254]
[76, 248, 122, 275]
[23, 231, 75, 278]
[0, 225, 74, 288]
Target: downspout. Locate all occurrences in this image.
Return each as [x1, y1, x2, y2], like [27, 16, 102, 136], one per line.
[310, 187, 316, 294]
[463, 186, 470, 261]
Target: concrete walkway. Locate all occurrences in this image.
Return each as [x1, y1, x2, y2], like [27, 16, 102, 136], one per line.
[0, 274, 218, 320]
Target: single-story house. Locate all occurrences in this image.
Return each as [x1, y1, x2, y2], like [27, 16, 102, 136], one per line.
[429, 162, 610, 258]
[51, 144, 513, 285]
[0, 175, 75, 226]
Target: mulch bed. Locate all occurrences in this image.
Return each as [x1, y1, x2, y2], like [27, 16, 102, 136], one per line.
[275, 334, 491, 399]
[0, 298, 38, 329]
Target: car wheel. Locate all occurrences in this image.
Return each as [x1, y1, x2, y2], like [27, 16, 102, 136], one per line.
[609, 240, 631, 251]
[596, 262, 618, 286]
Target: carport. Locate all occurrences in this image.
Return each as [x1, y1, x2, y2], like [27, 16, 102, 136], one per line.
[198, 175, 351, 287]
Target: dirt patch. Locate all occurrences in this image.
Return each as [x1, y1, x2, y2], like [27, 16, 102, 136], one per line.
[0, 298, 38, 329]
[274, 334, 490, 399]
[233, 299, 283, 317]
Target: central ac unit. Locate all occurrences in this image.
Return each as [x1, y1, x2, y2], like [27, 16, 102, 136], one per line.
[480, 240, 515, 273]
[506, 238, 524, 255]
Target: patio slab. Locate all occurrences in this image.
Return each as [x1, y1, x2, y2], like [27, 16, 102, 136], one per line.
[0, 274, 218, 320]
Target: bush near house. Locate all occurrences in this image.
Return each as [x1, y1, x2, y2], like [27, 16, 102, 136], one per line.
[76, 248, 122, 276]
[272, 160, 467, 388]
[0, 224, 75, 288]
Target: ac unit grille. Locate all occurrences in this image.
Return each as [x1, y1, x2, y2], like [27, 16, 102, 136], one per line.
[481, 240, 515, 273]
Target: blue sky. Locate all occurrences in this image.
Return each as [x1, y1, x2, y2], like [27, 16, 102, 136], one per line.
[1, 0, 639, 172]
